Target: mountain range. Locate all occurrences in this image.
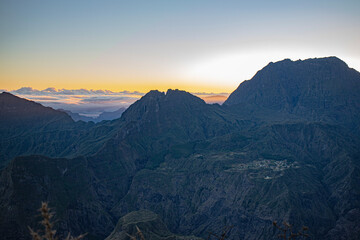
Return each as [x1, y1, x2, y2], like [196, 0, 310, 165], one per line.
[59, 108, 126, 123]
[0, 57, 359, 240]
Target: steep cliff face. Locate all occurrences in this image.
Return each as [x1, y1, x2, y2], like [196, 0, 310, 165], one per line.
[105, 210, 201, 240]
[0, 93, 91, 167]
[224, 57, 360, 126]
[0, 92, 126, 168]
[0, 57, 359, 240]
[112, 123, 360, 239]
[0, 89, 245, 239]
[80, 89, 246, 213]
[119, 89, 241, 144]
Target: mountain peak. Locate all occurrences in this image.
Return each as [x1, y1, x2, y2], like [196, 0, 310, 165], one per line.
[165, 89, 205, 104]
[265, 56, 348, 69]
[145, 90, 165, 97]
[224, 56, 360, 122]
[301, 56, 347, 64]
[165, 88, 185, 95]
[121, 89, 206, 122]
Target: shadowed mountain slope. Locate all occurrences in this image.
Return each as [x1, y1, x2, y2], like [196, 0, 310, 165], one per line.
[0, 57, 359, 240]
[0, 92, 120, 168]
[105, 210, 201, 240]
[224, 57, 360, 127]
[0, 89, 247, 239]
[0, 155, 116, 240]
[81, 89, 248, 209]
[119, 89, 243, 142]
[112, 122, 360, 240]
[0, 92, 73, 128]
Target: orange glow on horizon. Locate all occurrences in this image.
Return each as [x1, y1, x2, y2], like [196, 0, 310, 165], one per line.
[196, 94, 229, 104]
[0, 72, 234, 94]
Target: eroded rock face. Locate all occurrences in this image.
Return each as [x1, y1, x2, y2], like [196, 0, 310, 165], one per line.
[224, 57, 360, 126]
[105, 210, 201, 240]
[0, 57, 359, 240]
[113, 123, 360, 240]
[0, 92, 118, 168]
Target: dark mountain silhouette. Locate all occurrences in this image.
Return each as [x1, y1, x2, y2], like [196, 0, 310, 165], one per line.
[0, 57, 359, 240]
[0, 92, 117, 168]
[224, 57, 360, 127]
[0, 92, 73, 127]
[0, 89, 245, 239]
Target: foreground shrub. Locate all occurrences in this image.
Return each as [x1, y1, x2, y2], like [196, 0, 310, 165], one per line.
[28, 202, 87, 240]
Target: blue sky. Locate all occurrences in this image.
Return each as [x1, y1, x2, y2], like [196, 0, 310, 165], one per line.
[1, 0, 359, 113]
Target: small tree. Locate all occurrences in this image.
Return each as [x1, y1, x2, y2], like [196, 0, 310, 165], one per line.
[29, 202, 87, 240]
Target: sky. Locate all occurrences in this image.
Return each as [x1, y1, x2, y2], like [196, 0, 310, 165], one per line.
[1, 0, 360, 114]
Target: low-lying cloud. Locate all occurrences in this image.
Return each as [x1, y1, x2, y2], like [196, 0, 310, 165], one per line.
[6, 87, 144, 116]
[2, 87, 229, 117]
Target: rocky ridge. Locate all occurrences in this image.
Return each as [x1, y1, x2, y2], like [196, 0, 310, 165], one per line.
[0, 57, 359, 240]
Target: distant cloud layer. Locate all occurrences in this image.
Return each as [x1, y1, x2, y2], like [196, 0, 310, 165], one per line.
[11, 87, 143, 96]
[1, 87, 229, 117]
[5, 87, 144, 117]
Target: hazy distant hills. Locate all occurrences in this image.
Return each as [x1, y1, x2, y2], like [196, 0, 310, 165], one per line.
[0, 57, 359, 240]
[59, 108, 126, 123]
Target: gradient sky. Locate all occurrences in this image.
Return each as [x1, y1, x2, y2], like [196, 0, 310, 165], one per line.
[1, 0, 360, 94]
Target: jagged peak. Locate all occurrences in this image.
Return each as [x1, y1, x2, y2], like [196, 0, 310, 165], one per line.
[265, 56, 348, 69]
[120, 89, 206, 121]
[298, 56, 346, 63]
[144, 90, 165, 97]
[252, 56, 352, 80]
[165, 88, 186, 95]
[224, 56, 359, 107]
[139, 89, 205, 104]
[165, 89, 204, 103]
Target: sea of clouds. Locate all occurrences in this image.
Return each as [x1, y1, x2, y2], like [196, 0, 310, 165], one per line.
[1, 87, 229, 117]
